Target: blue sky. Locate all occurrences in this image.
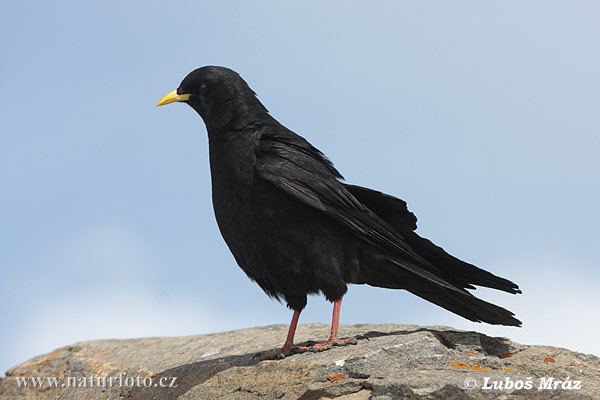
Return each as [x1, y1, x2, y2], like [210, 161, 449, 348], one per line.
[1, 1, 599, 373]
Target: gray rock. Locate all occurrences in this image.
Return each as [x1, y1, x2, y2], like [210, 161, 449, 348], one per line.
[1, 324, 598, 399]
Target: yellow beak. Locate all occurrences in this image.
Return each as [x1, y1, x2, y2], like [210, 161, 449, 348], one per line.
[156, 90, 191, 107]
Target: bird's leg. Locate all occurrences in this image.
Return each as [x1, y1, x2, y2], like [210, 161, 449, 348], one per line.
[259, 309, 302, 359]
[298, 297, 357, 351]
[259, 298, 357, 359]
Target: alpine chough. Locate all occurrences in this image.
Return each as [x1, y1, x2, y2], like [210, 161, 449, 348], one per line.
[157, 66, 521, 359]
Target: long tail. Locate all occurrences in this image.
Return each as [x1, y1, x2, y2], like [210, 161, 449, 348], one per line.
[363, 253, 522, 326]
[404, 232, 521, 294]
[345, 184, 521, 294]
[405, 281, 522, 326]
[346, 184, 521, 326]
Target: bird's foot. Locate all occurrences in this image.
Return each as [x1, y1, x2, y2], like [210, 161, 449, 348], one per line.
[297, 336, 357, 352]
[254, 336, 358, 360]
[254, 341, 310, 360]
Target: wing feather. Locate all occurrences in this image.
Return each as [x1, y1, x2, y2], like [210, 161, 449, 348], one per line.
[255, 130, 467, 294]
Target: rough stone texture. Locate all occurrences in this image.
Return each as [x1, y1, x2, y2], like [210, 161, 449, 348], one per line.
[1, 324, 598, 399]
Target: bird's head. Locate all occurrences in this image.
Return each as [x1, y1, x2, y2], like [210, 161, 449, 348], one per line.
[156, 66, 268, 131]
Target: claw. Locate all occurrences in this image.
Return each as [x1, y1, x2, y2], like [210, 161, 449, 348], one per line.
[257, 344, 311, 360]
[256, 297, 357, 360]
[297, 336, 357, 352]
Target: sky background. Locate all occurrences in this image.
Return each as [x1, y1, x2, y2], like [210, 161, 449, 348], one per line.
[1, 1, 599, 374]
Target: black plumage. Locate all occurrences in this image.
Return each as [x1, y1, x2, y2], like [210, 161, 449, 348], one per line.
[156, 66, 521, 358]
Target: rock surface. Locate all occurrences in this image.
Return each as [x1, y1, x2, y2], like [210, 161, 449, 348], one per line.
[2, 323, 598, 399]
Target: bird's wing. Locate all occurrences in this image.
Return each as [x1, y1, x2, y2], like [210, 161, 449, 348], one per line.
[255, 130, 465, 294]
[346, 184, 521, 294]
[344, 184, 418, 232]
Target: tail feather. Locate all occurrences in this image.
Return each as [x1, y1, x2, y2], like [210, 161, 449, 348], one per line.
[347, 183, 521, 326]
[363, 255, 522, 326]
[404, 233, 521, 294]
[407, 285, 522, 326]
[345, 183, 521, 294]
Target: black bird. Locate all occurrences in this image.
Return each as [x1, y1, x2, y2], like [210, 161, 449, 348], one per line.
[156, 66, 521, 358]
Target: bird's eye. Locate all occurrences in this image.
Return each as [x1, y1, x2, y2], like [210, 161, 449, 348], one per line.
[200, 83, 208, 92]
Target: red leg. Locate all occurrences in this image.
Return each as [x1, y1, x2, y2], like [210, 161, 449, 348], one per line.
[298, 297, 356, 351]
[329, 297, 343, 341]
[259, 297, 357, 359]
[260, 309, 301, 359]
